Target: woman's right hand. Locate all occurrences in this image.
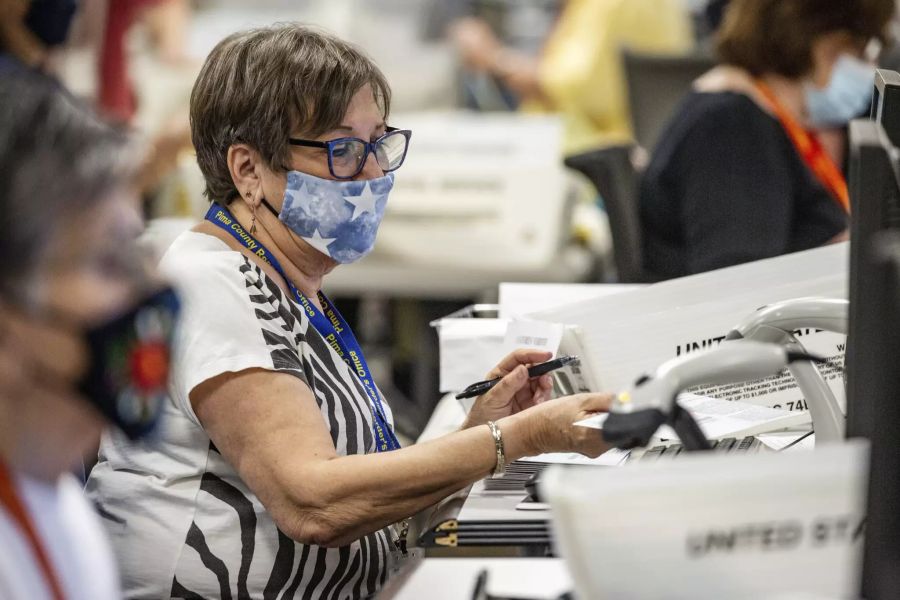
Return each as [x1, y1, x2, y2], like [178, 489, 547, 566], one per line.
[504, 393, 613, 459]
[462, 349, 554, 430]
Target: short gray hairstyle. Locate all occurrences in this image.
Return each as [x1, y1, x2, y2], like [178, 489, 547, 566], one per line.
[190, 23, 392, 204]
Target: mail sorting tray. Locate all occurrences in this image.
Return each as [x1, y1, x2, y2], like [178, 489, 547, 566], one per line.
[418, 480, 552, 551]
[422, 518, 552, 548]
[483, 460, 551, 492]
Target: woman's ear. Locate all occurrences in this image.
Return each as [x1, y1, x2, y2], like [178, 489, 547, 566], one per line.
[226, 144, 262, 209]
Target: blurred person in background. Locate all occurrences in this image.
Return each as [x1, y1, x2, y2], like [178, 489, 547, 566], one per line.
[438, 0, 564, 111]
[640, 0, 894, 280]
[0, 0, 78, 73]
[96, 0, 190, 123]
[86, 23, 613, 599]
[450, 0, 693, 155]
[0, 71, 154, 599]
[91, 0, 195, 199]
[704, 0, 730, 33]
[1, 0, 195, 204]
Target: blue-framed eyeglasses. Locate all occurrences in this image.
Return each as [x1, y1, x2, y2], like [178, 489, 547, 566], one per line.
[288, 127, 412, 180]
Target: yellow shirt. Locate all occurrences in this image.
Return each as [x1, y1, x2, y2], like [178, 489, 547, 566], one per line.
[523, 0, 693, 155]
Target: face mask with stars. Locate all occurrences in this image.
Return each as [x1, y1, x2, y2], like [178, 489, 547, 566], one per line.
[264, 170, 394, 264]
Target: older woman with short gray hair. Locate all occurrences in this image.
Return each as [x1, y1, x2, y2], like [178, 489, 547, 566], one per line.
[86, 23, 611, 599]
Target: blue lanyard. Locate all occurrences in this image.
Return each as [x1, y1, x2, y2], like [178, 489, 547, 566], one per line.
[205, 204, 401, 452]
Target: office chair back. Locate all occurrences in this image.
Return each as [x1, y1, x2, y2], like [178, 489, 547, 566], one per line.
[623, 49, 716, 152]
[564, 145, 643, 283]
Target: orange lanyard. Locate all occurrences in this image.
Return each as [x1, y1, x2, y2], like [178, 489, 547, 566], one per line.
[756, 81, 851, 213]
[0, 461, 66, 600]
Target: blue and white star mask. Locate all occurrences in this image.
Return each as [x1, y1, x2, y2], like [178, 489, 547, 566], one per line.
[268, 170, 394, 264]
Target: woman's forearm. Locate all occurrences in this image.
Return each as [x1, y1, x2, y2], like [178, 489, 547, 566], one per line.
[193, 367, 609, 551]
[272, 413, 535, 547]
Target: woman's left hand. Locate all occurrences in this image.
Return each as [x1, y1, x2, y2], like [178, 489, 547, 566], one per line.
[462, 349, 554, 429]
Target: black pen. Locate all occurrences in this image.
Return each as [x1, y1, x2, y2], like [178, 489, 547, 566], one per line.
[455, 355, 580, 400]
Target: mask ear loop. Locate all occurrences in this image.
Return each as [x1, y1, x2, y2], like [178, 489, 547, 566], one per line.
[260, 198, 281, 218]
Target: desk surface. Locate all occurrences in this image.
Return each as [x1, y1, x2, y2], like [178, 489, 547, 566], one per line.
[381, 558, 571, 600]
[457, 479, 547, 522]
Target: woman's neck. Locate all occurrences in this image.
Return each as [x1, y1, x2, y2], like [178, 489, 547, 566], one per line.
[226, 201, 335, 302]
[695, 66, 807, 122]
[758, 73, 807, 122]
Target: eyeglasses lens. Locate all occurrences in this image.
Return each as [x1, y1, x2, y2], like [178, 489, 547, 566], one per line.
[375, 131, 408, 172]
[329, 132, 409, 177]
[331, 139, 367, 177]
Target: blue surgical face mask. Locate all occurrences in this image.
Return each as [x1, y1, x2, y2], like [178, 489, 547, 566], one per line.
[264, 170, 394, 264]
[805, 54, 875, 128]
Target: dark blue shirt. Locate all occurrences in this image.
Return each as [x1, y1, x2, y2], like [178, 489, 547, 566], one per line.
[640, 91, 847, 280]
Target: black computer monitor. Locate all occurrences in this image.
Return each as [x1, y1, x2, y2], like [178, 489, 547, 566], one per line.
[870, 69, 900, 149]
[845, 119, 900, 599]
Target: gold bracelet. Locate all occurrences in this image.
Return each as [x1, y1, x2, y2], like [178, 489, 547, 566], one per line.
[486, 421, 506, 477]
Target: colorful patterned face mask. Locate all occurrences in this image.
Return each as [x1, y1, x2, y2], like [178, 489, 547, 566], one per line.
[263, 170, 394, 264]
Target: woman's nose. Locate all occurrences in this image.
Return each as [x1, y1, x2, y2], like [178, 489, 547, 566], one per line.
[355, 149, 384, 180]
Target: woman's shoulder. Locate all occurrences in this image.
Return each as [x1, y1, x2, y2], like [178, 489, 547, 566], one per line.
[669, 66, 769, 124]
[678, 90, 776, 135]
[159, 229, 307, 329]
[656, 89, 783, 164]
[157, 230, 289, 323]
[160, 230, 257, 286]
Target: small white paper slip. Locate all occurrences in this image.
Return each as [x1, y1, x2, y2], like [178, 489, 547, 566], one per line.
[501, 318, 565, 356]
